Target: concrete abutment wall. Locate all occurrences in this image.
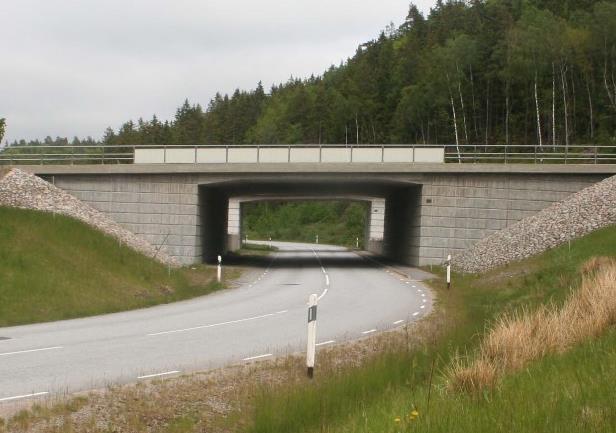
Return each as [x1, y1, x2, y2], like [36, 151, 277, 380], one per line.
[43, 169, 607, 266]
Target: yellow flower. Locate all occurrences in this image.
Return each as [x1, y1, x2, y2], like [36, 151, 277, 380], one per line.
[394, 417, 401, 423]
[410, 410, 419, 417]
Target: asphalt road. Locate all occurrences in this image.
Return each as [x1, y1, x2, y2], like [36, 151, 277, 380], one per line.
[0, 241, 432, 405]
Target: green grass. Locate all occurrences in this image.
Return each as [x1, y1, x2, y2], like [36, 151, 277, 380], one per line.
[250, 225, 616, 433]
[0, 206, 224, 327]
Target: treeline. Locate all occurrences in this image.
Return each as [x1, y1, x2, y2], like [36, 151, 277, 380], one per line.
[5, 0, 616, 150]
[242, 201, 367, 248]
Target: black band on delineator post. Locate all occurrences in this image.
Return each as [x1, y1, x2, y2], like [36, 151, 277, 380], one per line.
[308, 305, 317, 322]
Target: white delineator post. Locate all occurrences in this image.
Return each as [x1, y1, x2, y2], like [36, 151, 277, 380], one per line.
[356, 237, 359, 249]
[316, 234, 319, 244]
[306, 293, 318, 379]
[446, 254, 451, 290]
[217, 255, 222, 283]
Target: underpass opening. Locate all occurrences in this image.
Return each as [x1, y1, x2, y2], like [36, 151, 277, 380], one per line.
[240, 199, 371, 249]
[198, 179, 422, 266]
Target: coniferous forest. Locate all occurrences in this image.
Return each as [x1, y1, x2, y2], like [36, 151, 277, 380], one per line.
[5, 0, 616, 149]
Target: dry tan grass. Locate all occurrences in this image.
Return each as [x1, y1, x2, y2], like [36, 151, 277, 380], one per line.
[448, 259, 616, 393]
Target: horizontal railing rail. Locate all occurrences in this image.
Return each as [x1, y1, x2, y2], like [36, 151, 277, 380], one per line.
[0, 143, 615, 165]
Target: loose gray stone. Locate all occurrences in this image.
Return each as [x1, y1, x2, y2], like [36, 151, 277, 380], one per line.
[452, 174, 616, 273]
[0, 168, 179, 267]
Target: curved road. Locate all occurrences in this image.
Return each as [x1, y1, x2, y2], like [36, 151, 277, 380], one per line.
[0, 242, 432, 404]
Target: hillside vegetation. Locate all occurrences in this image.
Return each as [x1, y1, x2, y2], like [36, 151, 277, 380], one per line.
[4, 0, 616, 155]
[242, 201, 368, 248]
[0, 207, 225, 327]
[251, 225, 616, 433]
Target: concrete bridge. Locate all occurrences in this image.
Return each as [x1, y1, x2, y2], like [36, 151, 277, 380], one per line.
[19, 158, 615, 267]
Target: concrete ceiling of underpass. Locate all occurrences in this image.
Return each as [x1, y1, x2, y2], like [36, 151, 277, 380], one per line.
[200, 178, 418, 199]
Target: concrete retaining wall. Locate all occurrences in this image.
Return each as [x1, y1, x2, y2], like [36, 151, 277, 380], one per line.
[416, 173, 603, 264]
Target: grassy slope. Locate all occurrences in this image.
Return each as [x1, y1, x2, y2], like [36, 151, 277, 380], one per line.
[251, 225, 616, 433]
[0, 207, 224, 327]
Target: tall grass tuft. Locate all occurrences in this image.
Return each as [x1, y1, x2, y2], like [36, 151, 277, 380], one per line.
[448, 258, 616, 392]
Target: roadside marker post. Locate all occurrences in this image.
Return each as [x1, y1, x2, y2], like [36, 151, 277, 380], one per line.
[217, 255, 222, 283]
[446, 254, 451, 290]
[356, 237, 359, 249]
[315, 234, 319, 244]
[306, 294, 318, 379]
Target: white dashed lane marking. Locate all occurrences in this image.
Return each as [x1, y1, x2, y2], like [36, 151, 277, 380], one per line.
[0, 346, 63, 357]
[0, 392, 49, 402]
[138, 370, 180, 379]
[147, 310, 288, 336]
[243, 353, 272, 361]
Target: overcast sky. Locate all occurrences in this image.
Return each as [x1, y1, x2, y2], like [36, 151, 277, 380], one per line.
[1, 0, 435, 144]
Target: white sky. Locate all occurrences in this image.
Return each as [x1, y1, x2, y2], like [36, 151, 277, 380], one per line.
[1, 1, 435, 143]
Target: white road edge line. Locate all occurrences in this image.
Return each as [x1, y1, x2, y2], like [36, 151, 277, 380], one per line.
[148, 311, 287, 336]
[0, 346, 63, 357]
[243, 353, 272, 361]
[0, 392, 49, 402]
[137, 370, 180, 379]
[393, 320, 405, 325]
[362, 329, 377, 335]
[316, 340, 335, 347]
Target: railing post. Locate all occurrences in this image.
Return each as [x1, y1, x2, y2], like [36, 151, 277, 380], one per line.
[164, 145, 167, 163]
[534, 144, 537, 164]
[504, 144, 508, 164]
[226, 145, 229, 163]
[102, 145, 106, 164]
[194, 145, 197, 163]
[594, 145, 598, 164]
[257, 144, 260, 163]
[565, 144, 568, 164]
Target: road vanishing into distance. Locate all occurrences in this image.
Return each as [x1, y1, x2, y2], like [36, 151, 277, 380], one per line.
[0, 242, 432, 404]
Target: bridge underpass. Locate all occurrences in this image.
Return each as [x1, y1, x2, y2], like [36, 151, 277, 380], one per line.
[198, 179, 422, 264]
[22, 162, 614, 266]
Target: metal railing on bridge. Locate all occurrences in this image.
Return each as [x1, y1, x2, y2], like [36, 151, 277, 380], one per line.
[0, 143, 615, 165]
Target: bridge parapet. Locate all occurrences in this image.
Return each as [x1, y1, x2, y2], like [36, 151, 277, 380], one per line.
[133, 145, 445, 164]
[2, 143, 616, 165]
